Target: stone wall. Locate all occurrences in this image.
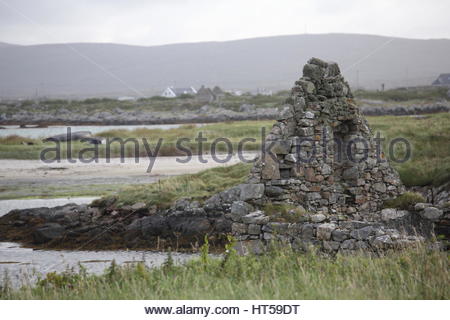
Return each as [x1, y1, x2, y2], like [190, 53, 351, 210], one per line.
[246, 58, 404, 216]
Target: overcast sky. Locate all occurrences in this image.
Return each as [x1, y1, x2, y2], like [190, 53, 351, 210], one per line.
[0, 0, 449, 46]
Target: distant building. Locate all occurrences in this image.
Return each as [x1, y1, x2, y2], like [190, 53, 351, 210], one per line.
[256, 88, 273, 96]
[212, 86, 225, 97]
[196, 85, 216, 103]
[161, 86, 197, 98]
[432, 73, 450, 86]
[227, 89, 243, 96]
[117, 96, 136, 101]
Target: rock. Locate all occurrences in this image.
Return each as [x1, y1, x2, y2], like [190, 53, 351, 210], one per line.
[167, 216, 212, 236]
[323, 241, 340, 251]
[311, 213, 327, 223]
[300, 224, 314, 239]
[242, 211, 269, 224]
[321, 164, 331, 175]
[267, 140, 291, 155]
[232, 223, 247, 234]
[265, 186, 284, 197]
[340, 239, 356, 250]
[140, 216, 168, 237]
[414, 203, 432, 211]
[42, 131, 92, 142]
[420, 207, 443, 220]
[277, 105, 294, 120]
[343, 167, 359, 180]
[239, 184, 265, 201]
[350, 226, 375, 240]
[263, 222, 289, 234]
[261, 155, 280, 180]
[303, 63, 325, 80]
[297, 79, 315, 94]
[297, 127, 314, 136]
[234, 240, 265, 255]
[316, 223, 336, 240]
[131, 202, 147, 211]
[331, 229, 350, 242]
[248, 224, 261, 235]
[373, 182, 387, 193]
[381, 208, 409, 221]
[372, 235, 393, 249]
[33, 223, 65, 244]
[230, 201, 253, 222]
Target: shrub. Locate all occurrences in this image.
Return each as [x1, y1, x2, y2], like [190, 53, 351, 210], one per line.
[263, 203, 307, 223]
[383, 192, 426, 210]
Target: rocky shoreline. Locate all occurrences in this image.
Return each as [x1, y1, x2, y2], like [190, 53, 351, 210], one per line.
[0, 184, 448, 253]
[0, 103, 449, 126]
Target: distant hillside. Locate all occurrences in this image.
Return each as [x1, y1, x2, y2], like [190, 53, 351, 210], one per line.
[0, 42, 18, 47]
[0, 34, 449, 98]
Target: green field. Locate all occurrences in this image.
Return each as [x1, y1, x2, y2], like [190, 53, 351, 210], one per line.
[2, 113, 449, 189]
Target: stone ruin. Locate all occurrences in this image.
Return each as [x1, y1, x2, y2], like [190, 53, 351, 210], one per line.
[246, 57, 404, 218]
[228, 58, 445, 254]
[1, 58, 447, 254]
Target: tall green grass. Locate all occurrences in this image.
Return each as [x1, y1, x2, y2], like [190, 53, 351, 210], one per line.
[1, 245, 448, 299]
[98, 163, 251, 209]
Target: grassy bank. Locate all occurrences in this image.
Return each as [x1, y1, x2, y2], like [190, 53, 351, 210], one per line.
[1, 245, 448, 299]
[98, 163, 251, 208]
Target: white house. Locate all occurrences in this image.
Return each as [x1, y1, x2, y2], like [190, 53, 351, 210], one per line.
[117, 96, 137, 101]
[161, 86, 197, 98]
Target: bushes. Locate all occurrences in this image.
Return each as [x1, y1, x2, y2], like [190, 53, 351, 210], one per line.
[262, 203, 307, 223]
[383, 192, 426, 210]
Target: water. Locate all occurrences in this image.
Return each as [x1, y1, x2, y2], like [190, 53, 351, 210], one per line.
[0, 197, 199, 288]
[0, 124, 186, 139]
[0, 197, 99, 217]
[0, 242, 197, 288]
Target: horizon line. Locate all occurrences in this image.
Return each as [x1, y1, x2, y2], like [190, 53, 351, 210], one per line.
[2, 32, 450, 48]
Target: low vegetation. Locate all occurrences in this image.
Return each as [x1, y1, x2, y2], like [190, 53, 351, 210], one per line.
[1, 91, 288, 116]
[262, 203, 307, 223]
[354, 86, 449, 102]
[1, 244, 448, 299]
[383, 192, 426, 210]
[98, 163, 251, 209]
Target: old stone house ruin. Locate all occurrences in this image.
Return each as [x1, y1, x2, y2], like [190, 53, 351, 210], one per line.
[247, 57, 404, 217]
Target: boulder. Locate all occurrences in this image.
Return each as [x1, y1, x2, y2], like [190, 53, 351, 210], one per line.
[420, 207, 443, 221]
[33, 223, 65, 244]
[239, 184, 265, 201]
[230, 201, 253, 222]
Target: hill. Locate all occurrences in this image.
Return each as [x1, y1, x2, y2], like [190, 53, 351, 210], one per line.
[0, 33, 449, 98]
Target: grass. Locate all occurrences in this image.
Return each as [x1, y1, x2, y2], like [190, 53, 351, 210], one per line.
[354, 87, 449, 101]
[368, 113, 450, 186]
[262, 203, 308, 223]
[0, 183, 118, 201]
[0, 91, 287, 116]
[1, 245, 448, 299]
[96, 163, 251, 209]
[383, 192, 426, 210]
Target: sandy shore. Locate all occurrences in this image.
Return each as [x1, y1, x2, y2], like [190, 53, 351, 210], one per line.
[0, 153, 257, 199]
